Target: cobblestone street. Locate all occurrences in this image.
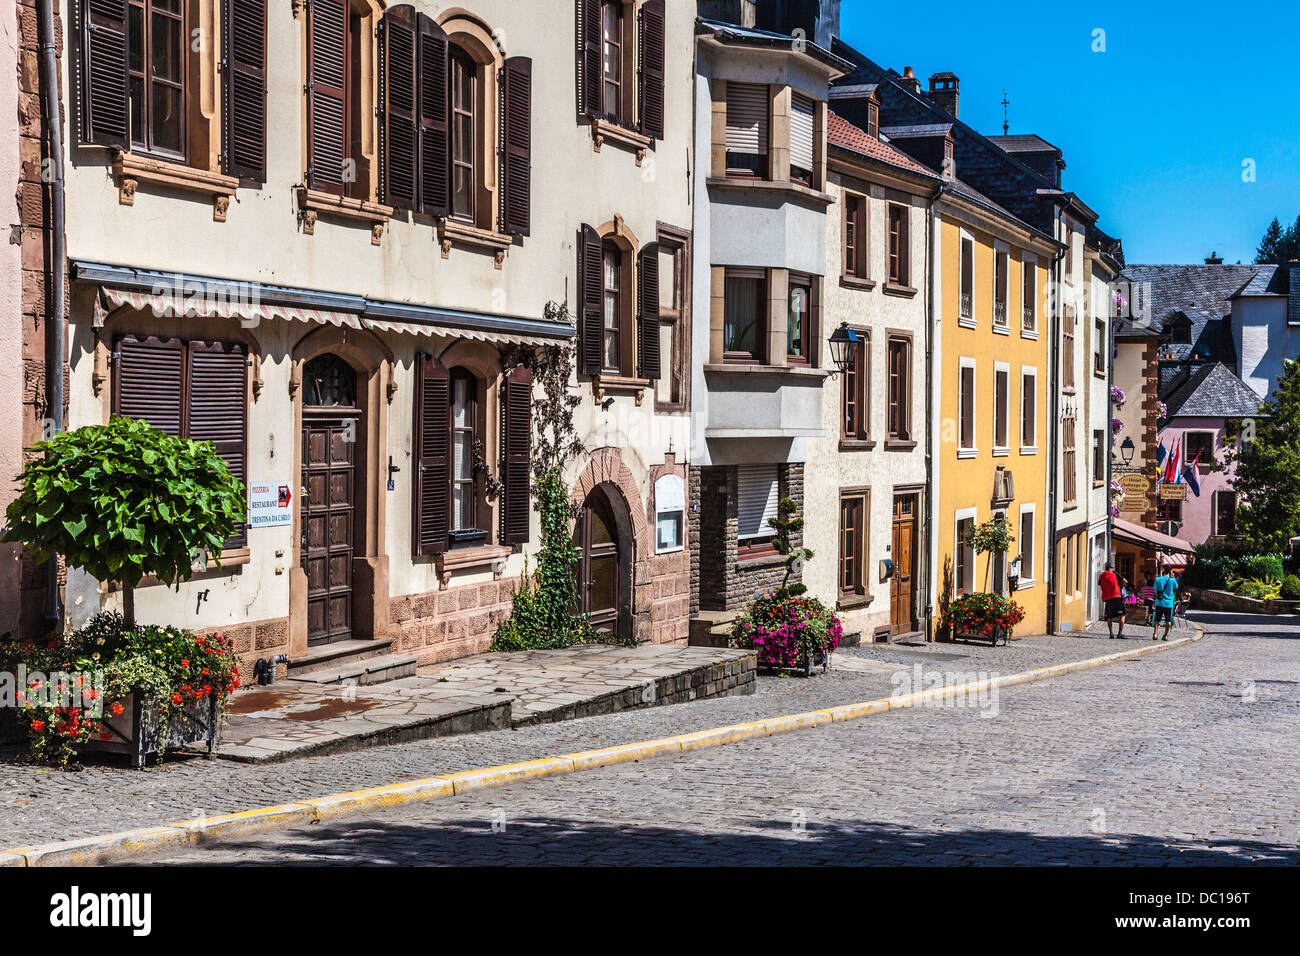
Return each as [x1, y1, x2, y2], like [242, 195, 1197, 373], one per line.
[105, 611, 1297, 865]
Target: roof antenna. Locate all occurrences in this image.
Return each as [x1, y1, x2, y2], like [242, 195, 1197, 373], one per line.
[1001, 89, 1009, 135]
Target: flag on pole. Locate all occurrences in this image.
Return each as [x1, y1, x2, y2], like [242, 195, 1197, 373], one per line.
[1184, 451, 1202, 496]
[1156, 440, 1168, 468]
[1165, 438, 1182, 484]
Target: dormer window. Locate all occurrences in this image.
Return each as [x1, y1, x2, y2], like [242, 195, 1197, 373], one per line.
[867, 101, 879, 139]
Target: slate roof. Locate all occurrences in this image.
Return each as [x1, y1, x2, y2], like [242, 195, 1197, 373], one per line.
[1228, 264, 1287, 297]
[880, 123, 953, 139]
[1162, 362, 1264, 419]
[1120, 264, 1254, 368]
[827, 111, 938, 178]
[986, 134, 1060, 155]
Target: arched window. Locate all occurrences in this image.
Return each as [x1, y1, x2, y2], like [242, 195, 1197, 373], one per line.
[602, 240, 624, 373]
[449, 44, 478, 223]
[303, 353, 358, 408]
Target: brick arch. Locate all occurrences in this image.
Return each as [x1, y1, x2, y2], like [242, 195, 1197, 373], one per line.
[571, 447, 651, 566]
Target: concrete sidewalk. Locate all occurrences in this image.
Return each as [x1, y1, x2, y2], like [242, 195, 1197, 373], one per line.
[214, 644, 756, 762]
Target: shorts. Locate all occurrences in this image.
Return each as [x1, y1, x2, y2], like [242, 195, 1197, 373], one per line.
[1104, 597, 1126, 620]
[1152, 605, 1173, 624]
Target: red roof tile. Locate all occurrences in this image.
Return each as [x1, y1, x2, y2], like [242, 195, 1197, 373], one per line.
[827, 111, 937, 178]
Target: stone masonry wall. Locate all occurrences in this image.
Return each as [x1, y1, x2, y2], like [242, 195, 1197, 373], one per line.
[390, 577, 517, 665]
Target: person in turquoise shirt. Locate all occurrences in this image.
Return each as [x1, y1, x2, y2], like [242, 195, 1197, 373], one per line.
[1151, 570, 1179, 641]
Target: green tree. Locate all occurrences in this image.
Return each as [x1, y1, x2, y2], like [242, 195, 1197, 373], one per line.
[1225, 359, 1300, 551]
[1255, 214, 1300, 264]
[769, 497, 813, 598]
[1255, 217, 1284, 264]
[2, 416, 246, 626]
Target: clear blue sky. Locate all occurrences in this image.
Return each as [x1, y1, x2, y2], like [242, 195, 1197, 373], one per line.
[838, 0, 1300, 265]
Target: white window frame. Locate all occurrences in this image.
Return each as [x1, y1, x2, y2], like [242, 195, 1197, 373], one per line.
[958, 229, 976, 328]
[993, 360, 1010, 456]
[958, 355, 977, 459]
[1020, 364, 1038, 454]
[954, 506, 978, 596]
[992, 241, 1010, 334]
[1021, 252, 1038, 338]
[653, 473, 685, 555]
[1016, 502, 1037, 589]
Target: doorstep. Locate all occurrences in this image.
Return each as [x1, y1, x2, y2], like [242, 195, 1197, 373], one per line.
[208, 644, 756, 764]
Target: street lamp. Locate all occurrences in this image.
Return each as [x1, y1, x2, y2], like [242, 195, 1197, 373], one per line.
[1120, 436, 1135, 465]
[828, 322, 859, 378]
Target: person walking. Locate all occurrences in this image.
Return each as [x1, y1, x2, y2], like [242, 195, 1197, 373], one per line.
[1151, 569, 1179, 641]
[1098, 563, 1126, 638]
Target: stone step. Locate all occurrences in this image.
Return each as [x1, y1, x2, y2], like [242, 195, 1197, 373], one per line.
[287, 652, 418, 686]
[286, 638, 396, 678]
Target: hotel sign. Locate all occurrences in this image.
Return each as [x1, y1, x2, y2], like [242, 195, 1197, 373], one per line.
[1159, 484, 1187, 501]
[1118, 474, 1151, 497]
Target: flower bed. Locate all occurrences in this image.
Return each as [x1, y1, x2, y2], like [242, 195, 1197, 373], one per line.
[0, 612, 240, 768]
[729, 592, 843, 675]
[940, 592, 1026, 646]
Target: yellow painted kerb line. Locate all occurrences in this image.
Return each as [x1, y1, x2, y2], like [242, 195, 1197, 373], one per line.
[0, 625, 1202, 867]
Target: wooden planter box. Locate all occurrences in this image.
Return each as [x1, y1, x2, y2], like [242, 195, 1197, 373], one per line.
[754, 647, 831, 676]
[82, 692, 220, 769]
[953, 625, 1010, 647]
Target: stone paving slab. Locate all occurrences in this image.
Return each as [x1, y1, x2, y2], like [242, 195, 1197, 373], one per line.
[0, 626, 1194, 846]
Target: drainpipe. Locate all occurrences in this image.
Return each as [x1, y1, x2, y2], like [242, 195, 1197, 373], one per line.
[1045, 235, 1065, 635]
[1106, 273, 1115, 572]
[37, 0, 67, 633]
[923, 181, 942, 643]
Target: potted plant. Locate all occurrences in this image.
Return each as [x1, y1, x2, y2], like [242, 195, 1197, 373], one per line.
[941, 592, 1026, 646]
[730, 590, 844, 675]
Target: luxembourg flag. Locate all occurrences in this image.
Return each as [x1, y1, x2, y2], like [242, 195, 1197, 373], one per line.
[1183, 451, 1202, 496]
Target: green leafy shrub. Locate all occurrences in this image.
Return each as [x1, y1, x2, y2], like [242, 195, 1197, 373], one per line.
[2, 416, 246, 625]
[0, 612, 240, 767]
[1279, 575, 1300, 601]
[1228, 577, 1280, 600]
[1240, 554, 1285, 583]
[768, 497, 813, 599]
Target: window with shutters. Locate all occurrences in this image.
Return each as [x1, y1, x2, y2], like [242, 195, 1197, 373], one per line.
[1093, 317, 1107, 376]
[958, 357, 976, 456]
[578, 223, 661, 388]
[839, 491, 867, 600]
[787, 274, 813, 365]
[449, 369, 483, 541]
[448, 45, 477, 223]
[843, 193, 868, 281]
[577, 0, 664, 147]
[841, 327, 870, 444]
[1018, 506, 1036, 584]
[126, 0, 185, 157]
[303, 0, 370, 199]
[887, 334, 912, 443]
[790, 93, 815, 185]
[867, 101, 879, 139]
[654, 224, 691, 413]
[887, 203, 910, 287]
[723, 268, 766, 364]
[725, 82, 770, 179]
[1020, 367, 1037, 451]
[955, 513, 976, 595]
[1214, 490, 1237, 536]
[736, 464, 779, 558]
[1062, 304, 1077, 391]
[993, 247, 1009, 329]
[1063, 415, 1078, 507]
[113, 334, 249, 552]
[993, 362, 1010, 453]
[1092, 428, 1105, 486]
[958, 232, 974, 321]
[1021, 253, 1038, 333]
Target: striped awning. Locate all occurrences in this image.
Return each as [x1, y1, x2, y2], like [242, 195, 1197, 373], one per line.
[362, 318, 558, 347]
[93, 285, 362, 329]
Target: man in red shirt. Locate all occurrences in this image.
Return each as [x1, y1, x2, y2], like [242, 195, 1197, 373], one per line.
[1098, 562, 1126, 638]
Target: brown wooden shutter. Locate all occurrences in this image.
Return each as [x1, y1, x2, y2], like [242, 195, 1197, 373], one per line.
[413, 351, 450, 556]
[417, 16, 449, 218]
[579, 224, 603, 377]
[500, 56, 532, 237]
[500, 364, 533, 546]
[187, 341, 249, 549]
[637, 242, 661, 380]
[113, 336, 185, 434]
[379, 5, 418, 210]
[638, 0, 665, 140]
[80, 0, 130, 147]
[221, 0, 267, 181]
[306, 0, 348, 194]
[578, 0, 601, 118]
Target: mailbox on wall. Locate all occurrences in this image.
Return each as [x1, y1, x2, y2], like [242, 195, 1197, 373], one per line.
[879, 558, 894, 581]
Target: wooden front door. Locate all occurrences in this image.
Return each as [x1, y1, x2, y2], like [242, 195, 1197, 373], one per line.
[891, 494, 917, 633]
[302, 417, 357, 645]
[575, 489, 621, 635]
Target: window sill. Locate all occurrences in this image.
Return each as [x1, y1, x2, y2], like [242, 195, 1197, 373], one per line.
[591, 118, 652, 165]
[704, 362, 828, 379]
[993, 447, 1010, 457]
[1021, 328, 1039, 340]
[837, 592, 875, 611]
[436, 218, 514, 269]
[435, 543, 511, 589]
[705, 176, 834, 207]
[884, 438, 917, 451]
[1015, 578, 1036, 590]
[957, 317, 977, 329]
[883, 282, 917, 298]
[113, 151, 239, 221]
[297, 188, 393, 245]
[839, 438, 876, 452]
[958, 448, 978, 459]
[1093, 369, 1107, 379]
[839, 275, 876, 291]
[592, 373, 651, 406]
[736, 548, 784, 569]
[1020, 445, 1038, 456]
[992, 324, 1010, 336]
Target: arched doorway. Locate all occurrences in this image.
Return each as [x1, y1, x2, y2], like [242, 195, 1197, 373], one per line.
[301, 353, 361, 646]
[574, 485, 632, 638]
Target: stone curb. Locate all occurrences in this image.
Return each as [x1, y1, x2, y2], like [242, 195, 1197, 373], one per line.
[0, 626, 1202, 866]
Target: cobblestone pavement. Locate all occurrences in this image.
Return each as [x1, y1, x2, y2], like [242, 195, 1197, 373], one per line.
[120, 611, 1298, 865]
[2, 628, 1178, 846]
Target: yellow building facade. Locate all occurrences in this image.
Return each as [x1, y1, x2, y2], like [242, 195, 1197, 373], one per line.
[931, 188, 1058, 637]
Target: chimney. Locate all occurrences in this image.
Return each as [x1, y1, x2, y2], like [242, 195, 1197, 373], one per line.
[928, 72, 959, 117]
[1204, 251, 1223, 265]
[754, 0, 840, 48]
[898, 66, 921, 95]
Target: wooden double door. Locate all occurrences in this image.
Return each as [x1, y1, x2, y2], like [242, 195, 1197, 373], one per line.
[890, 494, 918, 634]
[302, 415, 358, 645]
[574, 488, 624, 637]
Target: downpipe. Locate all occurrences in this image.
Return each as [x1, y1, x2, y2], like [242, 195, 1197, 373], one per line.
[253, 654, 290, 686]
